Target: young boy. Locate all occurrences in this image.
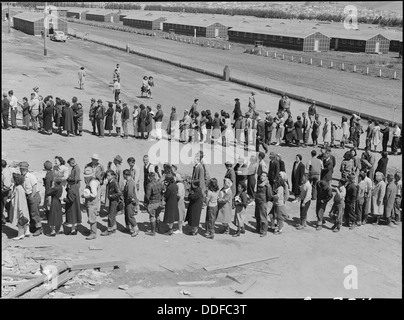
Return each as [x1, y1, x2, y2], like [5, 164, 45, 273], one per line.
[101, 170, 122, 236]
[329, 179, 346, 232]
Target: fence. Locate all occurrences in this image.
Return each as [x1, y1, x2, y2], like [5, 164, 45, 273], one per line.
[162, 33, 231, 50]
[247, 47, 402, 80]
[67, 28, 402, 124]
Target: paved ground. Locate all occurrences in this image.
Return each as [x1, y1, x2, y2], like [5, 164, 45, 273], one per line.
[1, 27, 402, 298]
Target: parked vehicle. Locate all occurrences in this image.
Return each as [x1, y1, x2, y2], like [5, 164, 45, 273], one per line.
[50, 31, 67, 42]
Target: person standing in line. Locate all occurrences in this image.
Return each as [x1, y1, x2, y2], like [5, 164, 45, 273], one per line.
[233, 181, 248, 237]
[67, 158, 81, 188]
[384, 173, 398, 227]
[42, 96, 54, 135]
[191, 153, 206, 195]
[344, 174, 358, 229]
[255, 172, 273, 237]
[84, 154, 105, 185]
[9, 173, 30, 240]
[122, 169, 139, 237]
[248, 92, 256, 115]
[322, 118, 331, 148]
[311, 114, 321, 147]
[46, 175, 63, 237]
[185, 180, 204, 236]
[216, 178, 233, 235]
[21, 97, 30, 130]
[365, 120, 374, 150]
[329, 179, 346, 232]
[74, 101, 84, 136]
[28, 92, 39, 131]
[296, 174, 312, 230]
[167, 106, 177, 142]
[200, 110, 207, 143]
[78, 67, 86, 90]
[361, 147, 376, 180]
[224, 161, 236, 207]
[294, 116, 303, 147]
[89, 98, 97, 135]
[274, 111, 285, 146]
[356, 172, 369, 225]
[82, 167, 101, 240]
[340, 151, 354, 180]
[272, 175, 289, 235]
[189, 98, 198, 117]
[267, 152, 280, 188]
[233, 115, 243, 146]
[380, 122, 390, 153]
[340, 116, 349, 149]
[2, 160, 13, 225]
[302, 112, 311, 148]
[115, 64, 121, 82]
[306, 150, 323, 200]
[375, 151, 389, 178]
[2, 92, 10, 130]
[257, 152, 267, 181]
[101, 170, 122, 236]
[255, 116, 268, 153]
[283, 114, 294, 146]
[264, 110, 274, 146]
[291, 154, 305, 203]
[127, 157, 140, 208]
[62, 102, 75, 137]
[205, 110, 213, 145]
[246, 155, 258, 203]
[393, 172, 402, 224]
[162, 174, 179, 236]
[315, 180, 333, 231]
[132, 105, 139, 139]
[142, 155, 155, 206]
[234, 157, 248, 190]
[175, 174, 186, 234]
[8, 90, 19, 129]
[112, 79, 121, 102]
[19, 162, 42, 236]
[371, 171, 386, 225]
[391, 123, 401, 155]
[233, 98, 242, 121]
[204, 178, 219, 239]
[121, 102, 130, 139]
[95, 99, 105, 138]
[63, 177, 81, 235]
[371, 121, 382, 152]
[154, 104, 164, 141]
[307, 101, 317, 123]
[114, 103, 123, 137]
[320, 149, 334, 187]
[42, 161, 54, 220]
[145, 107, 154, 140]
[104, 102, 114, 137]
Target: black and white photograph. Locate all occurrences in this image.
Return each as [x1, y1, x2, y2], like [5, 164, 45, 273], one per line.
[1, 1, 402, 302]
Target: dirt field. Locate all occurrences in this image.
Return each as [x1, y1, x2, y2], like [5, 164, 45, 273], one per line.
[1, 27, 402, 299]
[67, 21, 402, 120]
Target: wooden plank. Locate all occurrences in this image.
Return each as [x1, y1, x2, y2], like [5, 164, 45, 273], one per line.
[240, 266, 281, 276]
[2, 279, 29, 286]
[159, 264, 177, 274]
[12, 244, 52, 249]
[203, 256, 279, 272]
[1, 272, 40, 279]
[226, 273, 243, 284]
[4, 262, 69, 299]
[177, 280, 216, 286]
[234, 279, 257, 294]
[29, 270, 80, 299]
[68, 258, 123, 271]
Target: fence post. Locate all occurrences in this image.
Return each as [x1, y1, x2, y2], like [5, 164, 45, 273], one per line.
[282, 54, 284, 60]
[379, 69, 382, 77]
[274, 52, 277, 58]
[330, 61, 333, 68]
[310, 58, 312, 65]
[300, 57, 303, 63]
[266, 51, 269, 57]
[366, 66, 369, 75]
[353, 65, 356, 72]
[320, 59, 322, 66]
[393, 71, 397, 79]
[341, 63, 345, 70]
[291, 56, 293, 62]
[358, 100, 362, 117]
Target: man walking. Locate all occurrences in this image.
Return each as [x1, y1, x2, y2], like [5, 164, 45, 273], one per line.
[8, 90, 18, 128]
[78, 67, 86, 90]
[113, 79, 121, 102]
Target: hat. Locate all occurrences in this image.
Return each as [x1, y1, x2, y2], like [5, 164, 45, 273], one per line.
[91, 154, 99, 160]
[91, 98, 96, 102]
[114, 155, 123, 163]
[235, 98, 239, 101]
[269, 152, 276, 157]
[175, 173, 183, 182]
[97, 99, 102, 103]
[19, 161, 29, 168]
[225, 161, 233, 166]
[83, 167, 95, 178]
[150, 111, 155, 115]
[2, 92, 7, 97]
[251, 91, 255, 95]
[265, 110, 271, 114]
[43, 161, 53, 171]
[33, 86, 39, 91]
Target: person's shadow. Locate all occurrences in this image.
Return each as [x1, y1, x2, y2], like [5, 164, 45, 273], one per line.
[2, 224, 18, 239]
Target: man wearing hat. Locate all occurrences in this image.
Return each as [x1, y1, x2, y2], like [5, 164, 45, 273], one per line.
[19, 161, 42, 236]
[191, 151, 207, 194]
[121, 102, 130, 139]
[83, 167, 101, 240]
[110, 155, 124, 190]
[224, 161, 236, 206]
[232, 98, 242, 121]
[255, 115, 268, 153]
[2, 92, 10, 130]
[145, 172, 164, 236]
[179, 109, 191, 143]
[113, 79, 121, 102]
[95, 99, 105, 137]
[167, 106, 178, 141]
[267, 152, 280, 188]
[264, 111, 273, 146]
[344, 173, 358, 229]
[8, 90, 19, 129]
[85, 154, 105, 184]
[89, 98, 98, 135]
[122, 169, 139, 237]
[153, 104, 164, 140]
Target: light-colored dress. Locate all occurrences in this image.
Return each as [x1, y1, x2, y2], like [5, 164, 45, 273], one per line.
[114, 110, 122, 129]
[132, 109, 139, 136]
[371, 125, 381, 148]
[276, 117, 285, 140]
[10, 185, 29, 226]
[371, 180, 386, 216]
[322, 121, 331, 144]
[53, 164, 69, 203]
[177, 182, 186, 221]
[216, 188, 233, 224]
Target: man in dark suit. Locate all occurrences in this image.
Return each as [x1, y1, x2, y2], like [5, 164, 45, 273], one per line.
[264, 111, 273, 145]
[191, 151, 206, 194]
[224, 161, 236, 208]
[321, 149, 334, 187]
[291, 154, 306, 202]
[267, 152, 280, 188]
[302, 112, 310, 147]
[255, 116, 268, 153]
[233, 98, 242, 121]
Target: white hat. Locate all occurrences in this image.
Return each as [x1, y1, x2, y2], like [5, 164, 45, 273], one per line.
[150, 111, 155, 115]
[91, 154, 99, 160]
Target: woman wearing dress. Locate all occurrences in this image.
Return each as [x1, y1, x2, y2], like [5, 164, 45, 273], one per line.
[114, 103, 123, 137]
[185, 180, 204, 236]
[10, 173, 30, 240]
[283, 114, 294, 146]
[322, 118, 331, 148]
[175, 174, 186, 234]
[216, 178, 233, 235]
[294, 116, 303, 147]
[63, 177, 82, 235]
[371, 171, 386, 225]
[53, 156, 69, 205]
[137, 104, 147, 139]
[132, 105, 139, 138]
[246, 155, 258, 203]
[163, 174, 179, 236]
[146, 107, 154, 139]
[104, 102, 114, 136]
[200, 111, 207, 143]
[167, 107, 178, 142]
[340, 116, 349, 149]
[274, 111, 285, 146]
[371, 121, 381, 152]
[311, 114, 321, 147]
[204, 178, 220, 239]
[46, 175, 63, 236]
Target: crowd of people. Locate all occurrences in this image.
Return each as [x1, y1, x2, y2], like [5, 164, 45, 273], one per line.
[1, 142, 402, 240]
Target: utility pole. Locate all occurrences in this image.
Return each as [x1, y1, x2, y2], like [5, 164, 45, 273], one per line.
[44, 1, 47, 56]
[8, 2, 10, 33]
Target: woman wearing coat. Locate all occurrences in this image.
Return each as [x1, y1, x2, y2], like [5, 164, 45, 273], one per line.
[216, 178, 233, 235]
[63, 102, 75, 137]
[294, 116, 303, 147]
[371, 121, 382, 152]
[185, 181, 204, 236]
[291, 154, 305, 201]
[10, 173, 30, 240]
[105, 102, 114, 136]
[283, 114, 294, 146]
[53, 156, 69, 204]
[322, 118, 331, 148]
[163, 174, 179, 235]
[311, 114, 321, 147]
[146, 107, 154, 139]
[137, 104, 147, 139]
[46, 176, 63, 236]
[371, 171, 386, 224]
[42, 97, 54, 134]
[63, 177, 82, 235]
[75, 102, 84, 136]
[175, 174, 186, 234]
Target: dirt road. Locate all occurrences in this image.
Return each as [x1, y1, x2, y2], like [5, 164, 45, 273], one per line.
[2, 27, 402, 298]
